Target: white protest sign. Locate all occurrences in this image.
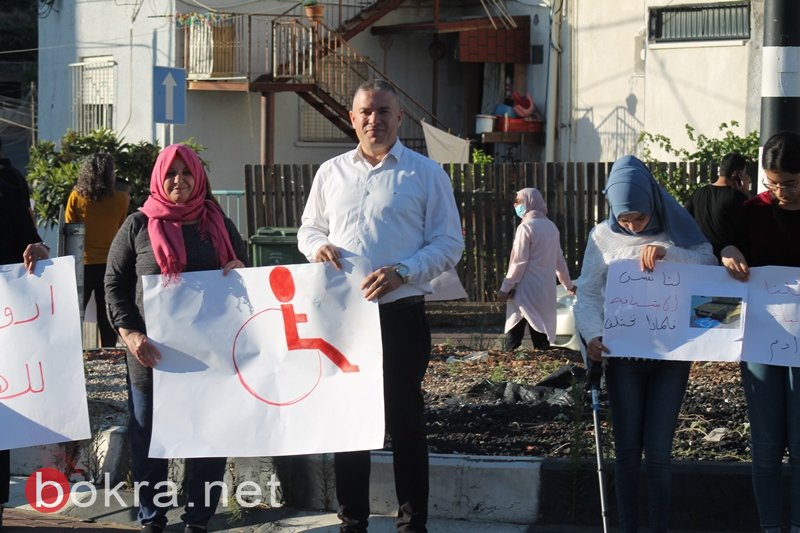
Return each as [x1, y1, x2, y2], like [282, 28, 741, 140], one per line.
[143, 256, 385, 458]
[426, 267, 467, 301]
[741, 266, 800, 367]
[603, 259, 746, 361]
[0, 256, 90, 449]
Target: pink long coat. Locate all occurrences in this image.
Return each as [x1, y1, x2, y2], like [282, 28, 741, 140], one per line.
[500, 189, 573, 341]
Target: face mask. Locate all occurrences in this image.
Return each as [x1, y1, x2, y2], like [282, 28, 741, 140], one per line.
[515, 204, 527, 218]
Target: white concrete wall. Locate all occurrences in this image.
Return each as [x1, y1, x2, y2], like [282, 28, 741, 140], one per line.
[566, 0, 647, 162]
[171, 91, 264, 190]
[564, 0, 763, 163]
[38, 0, 262, 191]
[644, 41, 751, 157]
[38, 0, 78, 143]
[38, 1, 176, 148]
[38, 1, 555, 181]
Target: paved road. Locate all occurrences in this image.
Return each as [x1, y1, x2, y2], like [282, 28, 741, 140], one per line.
[3, 507, 138, 530]
[1, 506, 728, 532]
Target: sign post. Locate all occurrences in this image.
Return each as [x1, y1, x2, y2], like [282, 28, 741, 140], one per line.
[153, 66, 186, 125]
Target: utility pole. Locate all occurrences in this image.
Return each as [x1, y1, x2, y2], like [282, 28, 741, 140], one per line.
[760, 0, 800, 185]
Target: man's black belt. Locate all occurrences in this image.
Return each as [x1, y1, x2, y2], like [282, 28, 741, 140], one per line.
[379, 295, 424, 312]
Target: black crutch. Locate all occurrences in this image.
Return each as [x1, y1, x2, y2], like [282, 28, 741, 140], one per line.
[585, 342, 610, 533]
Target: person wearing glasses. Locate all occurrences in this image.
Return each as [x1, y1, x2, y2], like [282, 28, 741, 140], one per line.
[721, 131, 800, 533]
[685, 152, 751, 260]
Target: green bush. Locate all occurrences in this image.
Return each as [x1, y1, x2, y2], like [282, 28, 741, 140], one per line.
[27, 129, 205, 228]
[638, 121, 759, 204]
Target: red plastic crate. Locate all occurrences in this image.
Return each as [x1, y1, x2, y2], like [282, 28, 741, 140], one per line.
[497, 116, 543, 133]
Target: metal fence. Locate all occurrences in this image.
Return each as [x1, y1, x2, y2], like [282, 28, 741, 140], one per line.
[213, 189, 246, 237]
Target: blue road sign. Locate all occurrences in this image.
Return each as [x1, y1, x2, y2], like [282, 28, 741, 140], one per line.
[153, 66, 186, 125]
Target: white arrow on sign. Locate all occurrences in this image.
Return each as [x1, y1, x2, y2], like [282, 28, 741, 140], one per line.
[162, 72, 177, 121]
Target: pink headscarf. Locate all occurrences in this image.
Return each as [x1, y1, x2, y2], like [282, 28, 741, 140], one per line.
[140, 144, 237, 278]
[517, 188, 548, 220]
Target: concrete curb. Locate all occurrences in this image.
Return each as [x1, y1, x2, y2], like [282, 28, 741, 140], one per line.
[536, 458, 762, 531]
[7, 452, 764, 531]
[269, 452, 541, 523]
[11, 425, 128, 483]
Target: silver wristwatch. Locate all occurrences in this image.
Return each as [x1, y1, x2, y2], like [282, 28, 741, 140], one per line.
[394, 263, 410, 284]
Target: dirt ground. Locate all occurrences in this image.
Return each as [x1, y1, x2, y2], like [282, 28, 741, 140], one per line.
[85, 340, 750, 463]
[422, 344, 750, 461]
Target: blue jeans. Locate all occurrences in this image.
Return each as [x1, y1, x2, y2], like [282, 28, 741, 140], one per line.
[126, 353, 226, 528]
[606, 358, 690, 533]
[741, 362, 800, 530]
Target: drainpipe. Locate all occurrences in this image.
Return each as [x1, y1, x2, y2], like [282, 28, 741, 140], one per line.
[545, 0, 564, 162]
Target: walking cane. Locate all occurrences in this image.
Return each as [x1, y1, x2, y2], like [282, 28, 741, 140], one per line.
[586, 345, 610, 533]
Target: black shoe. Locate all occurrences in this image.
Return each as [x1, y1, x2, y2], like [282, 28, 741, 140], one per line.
[184, 526, 207, 533]
[142, 525, 164, 533]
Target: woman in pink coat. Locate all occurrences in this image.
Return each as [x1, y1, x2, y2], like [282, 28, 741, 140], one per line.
[497, 188, 575, 350]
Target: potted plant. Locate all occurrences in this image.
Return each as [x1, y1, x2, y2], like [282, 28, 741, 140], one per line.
[303, 0, 325, 23]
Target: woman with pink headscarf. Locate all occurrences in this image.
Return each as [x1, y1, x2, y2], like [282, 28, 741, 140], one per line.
[105, 144, 248, 533]
[497, 187, 575, 351]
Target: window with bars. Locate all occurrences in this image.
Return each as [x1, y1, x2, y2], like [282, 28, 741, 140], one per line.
[648, 2, 750, 43]
[69, 56, 116, 133]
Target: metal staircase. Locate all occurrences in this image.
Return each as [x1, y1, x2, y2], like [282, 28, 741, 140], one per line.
[336, 0, 408, 40]
[264, 17, 446, 151]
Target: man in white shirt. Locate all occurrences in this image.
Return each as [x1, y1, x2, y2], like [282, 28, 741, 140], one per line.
[298, 80, 464, 533]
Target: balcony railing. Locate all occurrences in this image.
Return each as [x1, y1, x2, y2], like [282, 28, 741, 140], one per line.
[178, 13, 269, 81]
[176, 2, 386, 82]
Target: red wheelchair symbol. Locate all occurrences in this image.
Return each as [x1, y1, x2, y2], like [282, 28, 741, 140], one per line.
[232, 266, 359, 406]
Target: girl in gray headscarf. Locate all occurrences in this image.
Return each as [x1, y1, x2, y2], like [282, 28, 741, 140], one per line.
[574, 155, 715, 533]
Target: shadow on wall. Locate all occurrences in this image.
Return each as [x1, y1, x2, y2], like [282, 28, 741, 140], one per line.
[572, 110, 603, 161]
[573, 94, 644, 162]
[596, 96, 644, 160]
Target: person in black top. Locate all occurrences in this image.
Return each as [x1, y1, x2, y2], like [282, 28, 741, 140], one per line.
[685, 152, 750, 260]
[0, 138, 50, 528]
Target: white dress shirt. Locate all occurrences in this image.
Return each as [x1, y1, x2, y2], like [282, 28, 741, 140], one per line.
[298, 140, 464, 304]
